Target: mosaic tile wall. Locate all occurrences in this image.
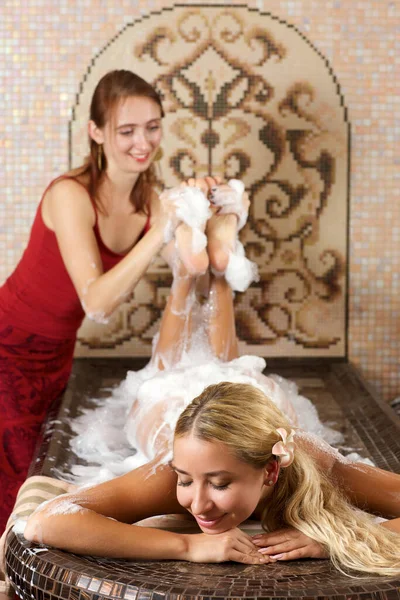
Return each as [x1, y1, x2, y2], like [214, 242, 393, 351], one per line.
[71, 6, 350, 359]
[1, 0, 399, 402]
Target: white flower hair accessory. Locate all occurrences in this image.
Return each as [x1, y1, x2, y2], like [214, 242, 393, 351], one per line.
[272, 428, 296, 467]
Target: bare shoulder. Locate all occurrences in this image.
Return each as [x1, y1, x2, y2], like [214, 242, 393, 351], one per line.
[63, 459, 184, 524]
[297, 430, 400, 516]
[295, 431, 338, 473]
[43, 177, 95, 230]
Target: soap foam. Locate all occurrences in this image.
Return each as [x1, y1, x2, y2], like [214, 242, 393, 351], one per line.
[213, 179, 247, 230]
[225, 241, 260, 292]
[212, 179, 259, 291]
[161, 185, 211, 249]
[57, 340, 373, 489]
[55, 180, 372, 487]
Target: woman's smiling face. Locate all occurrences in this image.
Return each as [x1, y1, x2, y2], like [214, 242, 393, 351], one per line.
[172, 434, 268, 534]
[90, 95, 162, 176]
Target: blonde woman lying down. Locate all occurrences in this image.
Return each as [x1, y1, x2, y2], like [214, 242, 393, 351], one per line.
[24, 181, 400, 577]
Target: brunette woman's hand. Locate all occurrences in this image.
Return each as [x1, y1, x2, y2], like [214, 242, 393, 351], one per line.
[157, 188, 186, 243]
[184, 528, 273, 564]
[252, 527, 329, 560]
[158, 189, 181, 225]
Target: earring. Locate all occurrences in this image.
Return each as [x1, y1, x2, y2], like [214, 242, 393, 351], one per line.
[154, 147, 163, 161]
[97, 144, 103, 171]
[267, 480, 274, 486]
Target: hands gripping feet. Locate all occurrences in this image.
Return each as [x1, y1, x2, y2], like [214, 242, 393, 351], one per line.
[207, 179, 259, 292]
[159, 178, 259, 291]
[210, 179, 249, 231]
[160, 183, 211, 277]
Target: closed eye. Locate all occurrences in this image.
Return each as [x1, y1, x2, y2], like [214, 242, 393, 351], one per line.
[211, 483, 229, 491]
[177, 480, 192, 487]
[177, 481, 229, 491]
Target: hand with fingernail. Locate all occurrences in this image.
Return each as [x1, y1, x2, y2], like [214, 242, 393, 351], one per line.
[252, 527, 329, 561]
[209, 179, 250, 231]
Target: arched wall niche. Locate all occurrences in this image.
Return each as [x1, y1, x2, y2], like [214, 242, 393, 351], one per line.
[71, 5, 350, 358]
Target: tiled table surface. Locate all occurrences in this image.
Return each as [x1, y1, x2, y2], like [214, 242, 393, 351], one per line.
[6, 358, 400, 600]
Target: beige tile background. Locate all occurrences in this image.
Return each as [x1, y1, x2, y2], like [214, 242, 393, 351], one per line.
[1, 0, 399, 402]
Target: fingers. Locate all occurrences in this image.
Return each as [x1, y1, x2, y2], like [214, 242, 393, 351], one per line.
[184, 177, 224, 195]
[230, 534, 273, 564]
[252, 528, 299, 547]
[257, 539, 303, 556]
[237, 532, 259, 553]
[252, 528, 302, 558]
[230, 530, 277, 564]
[204, 176, 221, 188]
[229, 549, 272, 565]
[186, 178, 208, 195]
[253, 529, 329, 560]
[261, 547, 309, 561]
[261, 545, 328, 561]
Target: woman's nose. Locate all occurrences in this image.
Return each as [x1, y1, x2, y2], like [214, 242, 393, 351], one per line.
[133, 128, 152, 151]
[191, 487, 213, 516]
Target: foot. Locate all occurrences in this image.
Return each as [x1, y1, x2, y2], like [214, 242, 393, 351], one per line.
[163, 183, 211, 276]
[206, 180, 250, 273]
[210, 179, 250, 231]
[175, 221, 209, 276]
[206, 211, 238, 273]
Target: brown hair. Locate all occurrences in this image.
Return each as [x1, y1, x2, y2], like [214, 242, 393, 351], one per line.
[75, 70, 164, 214]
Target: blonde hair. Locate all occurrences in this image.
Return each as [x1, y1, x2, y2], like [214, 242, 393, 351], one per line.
[175, 382, 400, 577]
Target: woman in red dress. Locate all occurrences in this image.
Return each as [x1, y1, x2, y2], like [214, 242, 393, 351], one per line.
[0, 69, 209, 532]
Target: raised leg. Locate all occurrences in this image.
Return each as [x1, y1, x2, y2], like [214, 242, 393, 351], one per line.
[206, 275, 239, 361]
[151, 270, 196, 370]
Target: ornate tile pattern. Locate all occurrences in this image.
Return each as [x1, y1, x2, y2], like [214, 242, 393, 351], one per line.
[71, 6, 349, 358]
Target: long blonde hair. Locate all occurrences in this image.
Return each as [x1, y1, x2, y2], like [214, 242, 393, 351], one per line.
[175, 382, 400, 577]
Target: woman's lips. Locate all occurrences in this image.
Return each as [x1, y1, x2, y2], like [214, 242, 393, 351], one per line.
[131, 153, 150, 163]
[195, 514, 226, 529]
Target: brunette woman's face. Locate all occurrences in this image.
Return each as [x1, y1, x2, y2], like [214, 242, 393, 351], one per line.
[99, 96, 162, 175]
[172, 434, 267, 534]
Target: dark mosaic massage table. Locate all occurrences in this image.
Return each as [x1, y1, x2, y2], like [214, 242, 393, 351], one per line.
[5, 358, 400, 600]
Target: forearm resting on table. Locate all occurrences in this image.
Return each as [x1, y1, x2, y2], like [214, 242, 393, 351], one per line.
[82, 224, 165, 319]
[24, 509, 189, 561]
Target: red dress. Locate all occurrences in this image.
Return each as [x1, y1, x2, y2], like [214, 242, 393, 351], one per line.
[0, 178, 150, 532]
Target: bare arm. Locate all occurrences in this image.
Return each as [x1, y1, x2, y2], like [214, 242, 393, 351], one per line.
[43, 179, 167, 319]
[297, 432, 400, 530]
[24, 460, 267, 564]
[24, 460, 190, 559]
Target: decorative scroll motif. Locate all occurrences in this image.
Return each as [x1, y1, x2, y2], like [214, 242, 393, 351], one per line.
[70, 6, 349, 358]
